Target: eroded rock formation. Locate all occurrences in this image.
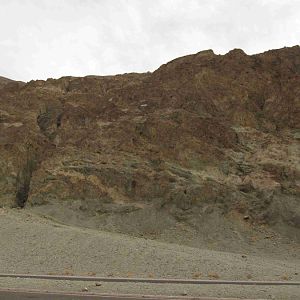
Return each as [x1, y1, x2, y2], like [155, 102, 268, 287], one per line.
[0, 46, 299, 237]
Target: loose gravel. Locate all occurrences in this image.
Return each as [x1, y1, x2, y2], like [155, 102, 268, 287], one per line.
[0, 209, 299, 299]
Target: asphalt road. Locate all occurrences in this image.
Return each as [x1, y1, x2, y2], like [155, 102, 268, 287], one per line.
[0, 289, 261, 300]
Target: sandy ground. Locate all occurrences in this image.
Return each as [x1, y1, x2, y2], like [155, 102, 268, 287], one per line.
[0, 208, 299, 299]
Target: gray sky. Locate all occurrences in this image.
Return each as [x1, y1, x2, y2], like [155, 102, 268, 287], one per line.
[0, 0, 299, 82]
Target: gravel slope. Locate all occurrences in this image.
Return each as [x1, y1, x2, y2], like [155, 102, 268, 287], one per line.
[0, 208, 299, 299]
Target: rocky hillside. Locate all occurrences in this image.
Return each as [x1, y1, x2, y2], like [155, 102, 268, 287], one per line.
[0, 46, 299, 239]
[0, 76, 14, 89]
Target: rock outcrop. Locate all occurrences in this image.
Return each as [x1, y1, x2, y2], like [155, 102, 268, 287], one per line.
[0, 46, 299, 238]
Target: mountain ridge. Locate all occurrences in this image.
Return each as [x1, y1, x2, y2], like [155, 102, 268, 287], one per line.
[0, 45, 299, 242]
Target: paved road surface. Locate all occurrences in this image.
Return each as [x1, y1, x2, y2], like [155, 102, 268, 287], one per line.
[0, 289, 264, 300]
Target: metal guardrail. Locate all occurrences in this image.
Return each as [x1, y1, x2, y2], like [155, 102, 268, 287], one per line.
[0, 274, 299, 286]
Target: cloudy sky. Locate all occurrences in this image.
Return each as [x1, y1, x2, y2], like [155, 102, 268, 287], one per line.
[0, 0, 299, 81]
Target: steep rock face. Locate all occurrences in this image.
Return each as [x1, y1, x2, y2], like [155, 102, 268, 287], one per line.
[0, 46, 299, 237]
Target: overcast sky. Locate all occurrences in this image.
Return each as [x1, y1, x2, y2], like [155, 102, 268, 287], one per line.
[0, 0, 299, 82]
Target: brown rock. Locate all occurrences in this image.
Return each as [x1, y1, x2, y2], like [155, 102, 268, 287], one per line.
[0, 46, 299, 239]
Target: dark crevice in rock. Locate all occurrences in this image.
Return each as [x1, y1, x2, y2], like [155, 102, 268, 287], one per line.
[56, 113, 63, 128]
[131, 180, 137, 189]
[16, 177, 31, 208]
[37, 107, 52, 134]
[37, 105, 63, 141]
[15, 151, 37, 208]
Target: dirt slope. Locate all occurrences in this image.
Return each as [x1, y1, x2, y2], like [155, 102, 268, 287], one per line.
[0, 208, 299, 299]
[0, 46, 299, 242]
